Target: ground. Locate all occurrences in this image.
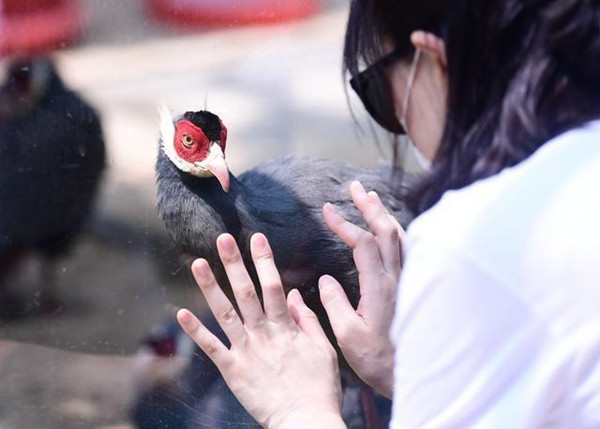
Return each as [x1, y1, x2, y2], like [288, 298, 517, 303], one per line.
[0, 1, 408, 427]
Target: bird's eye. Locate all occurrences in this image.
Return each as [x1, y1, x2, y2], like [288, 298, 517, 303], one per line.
[182, 134, 194, 147]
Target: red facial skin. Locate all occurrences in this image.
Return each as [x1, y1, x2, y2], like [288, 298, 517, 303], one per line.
[174, 120, 228, 164]
[172, 118, 230, 191]
[174, 120, 210, 163]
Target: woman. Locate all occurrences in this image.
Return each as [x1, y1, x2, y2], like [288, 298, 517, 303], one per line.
[177, 0, 600, 427]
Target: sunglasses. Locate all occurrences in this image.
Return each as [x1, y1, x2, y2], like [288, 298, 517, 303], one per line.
[349, 48, 406, 134]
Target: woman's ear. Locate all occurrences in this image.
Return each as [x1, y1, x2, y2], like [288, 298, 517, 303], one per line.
[410, 30, 447, 92]
[410, 30, 447, 69]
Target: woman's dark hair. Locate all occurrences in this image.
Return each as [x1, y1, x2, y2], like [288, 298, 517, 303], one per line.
[344, 0, 600, 215]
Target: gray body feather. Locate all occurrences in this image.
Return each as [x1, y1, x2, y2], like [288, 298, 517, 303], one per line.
[156, 148, 413, 382]
[157, 151, 411, 304]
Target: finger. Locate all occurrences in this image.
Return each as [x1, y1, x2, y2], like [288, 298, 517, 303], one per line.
[217, 234, 264, 328]
[250, 233, 290, 325]
[386, 213, 407, 242]
[317, 275, 361, 341]
[383, 211, 406, 268]
[351, 182, 401, 275]
[323, 205, 396, 321]
[287, 289, 332, 349]
[177, 308, 233, 369]
[364, 188, 407, 242]
[191, 258, 247, 341]
[366, 190, 404, 272]
[323, 201, 384, 280]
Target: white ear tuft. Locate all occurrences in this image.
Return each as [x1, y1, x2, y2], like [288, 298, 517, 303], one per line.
[158, 104, 175, 149]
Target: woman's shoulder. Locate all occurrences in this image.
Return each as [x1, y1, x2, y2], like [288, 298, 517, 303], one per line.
[409, 120, 600, 249]
[403, 120, 600, 322]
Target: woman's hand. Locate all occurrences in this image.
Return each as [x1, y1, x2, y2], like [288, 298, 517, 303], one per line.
[177, 233, 345, 429]
[319, 181, 404, 398]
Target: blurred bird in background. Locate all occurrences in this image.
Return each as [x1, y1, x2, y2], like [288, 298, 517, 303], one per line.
[0, 57, 106, 318]
[132, 313, 391, 428]
[131, 107, 412, 428]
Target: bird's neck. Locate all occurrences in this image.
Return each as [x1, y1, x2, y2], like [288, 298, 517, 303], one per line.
[182, 171, 249, 206]
[183, 170, 260, 233]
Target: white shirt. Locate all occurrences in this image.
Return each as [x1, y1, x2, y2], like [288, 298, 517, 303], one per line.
[390, 121, 600, 428]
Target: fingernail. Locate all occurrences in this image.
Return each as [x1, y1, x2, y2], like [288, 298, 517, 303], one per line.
[351, 180, 365, 191]
[218, 234, 235, 254]
[193, 259, 210, 278]
[178, 309, 192, 325]
[252, 233, 268, 251]
[324, 202, 342, 219]
[289, 289, 302, 303]
[318, 275, 336, 291]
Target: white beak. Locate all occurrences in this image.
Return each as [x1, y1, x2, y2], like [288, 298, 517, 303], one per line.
[203, 143, 230, 193]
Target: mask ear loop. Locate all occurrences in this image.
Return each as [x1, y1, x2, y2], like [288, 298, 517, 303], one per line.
[399, 48, 432, 170]
[399, 48, 421, 132]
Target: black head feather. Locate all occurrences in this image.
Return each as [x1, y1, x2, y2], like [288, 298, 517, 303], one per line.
[182, 110, 222, 141]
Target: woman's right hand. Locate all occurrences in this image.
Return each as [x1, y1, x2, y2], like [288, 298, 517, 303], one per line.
[177, 233, 345, 429]
[318, 181, 404, 398]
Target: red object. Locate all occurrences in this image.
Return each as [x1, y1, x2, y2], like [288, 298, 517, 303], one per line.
[0, 0, 83, 57]
[219, 120, 227, 151]
[145, 0, 320, 27]
[174, 120, 211, 163]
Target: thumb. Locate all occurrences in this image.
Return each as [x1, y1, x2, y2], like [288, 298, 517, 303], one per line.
[318, 275, 359, 339]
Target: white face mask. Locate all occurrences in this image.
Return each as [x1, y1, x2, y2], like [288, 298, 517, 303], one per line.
[409, 136, 432, 170]
[399, 48, 432, 171]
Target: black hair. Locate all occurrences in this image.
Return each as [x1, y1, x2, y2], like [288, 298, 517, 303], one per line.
[344, 0, 600, 215]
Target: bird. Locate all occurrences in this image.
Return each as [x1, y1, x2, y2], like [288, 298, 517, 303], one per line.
[153, 107, 409, 428]
[130, 312, 262, 429]
[155, 107, 413, 361]
[0, 57, 106, 317]
[156, 107, 412, 313]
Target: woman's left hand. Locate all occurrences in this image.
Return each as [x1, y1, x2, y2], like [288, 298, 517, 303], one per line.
[177, 233, 345, 429]
[319, 181, 404, 399]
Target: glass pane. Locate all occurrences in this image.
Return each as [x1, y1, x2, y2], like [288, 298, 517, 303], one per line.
[0, 0, 397, 427]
